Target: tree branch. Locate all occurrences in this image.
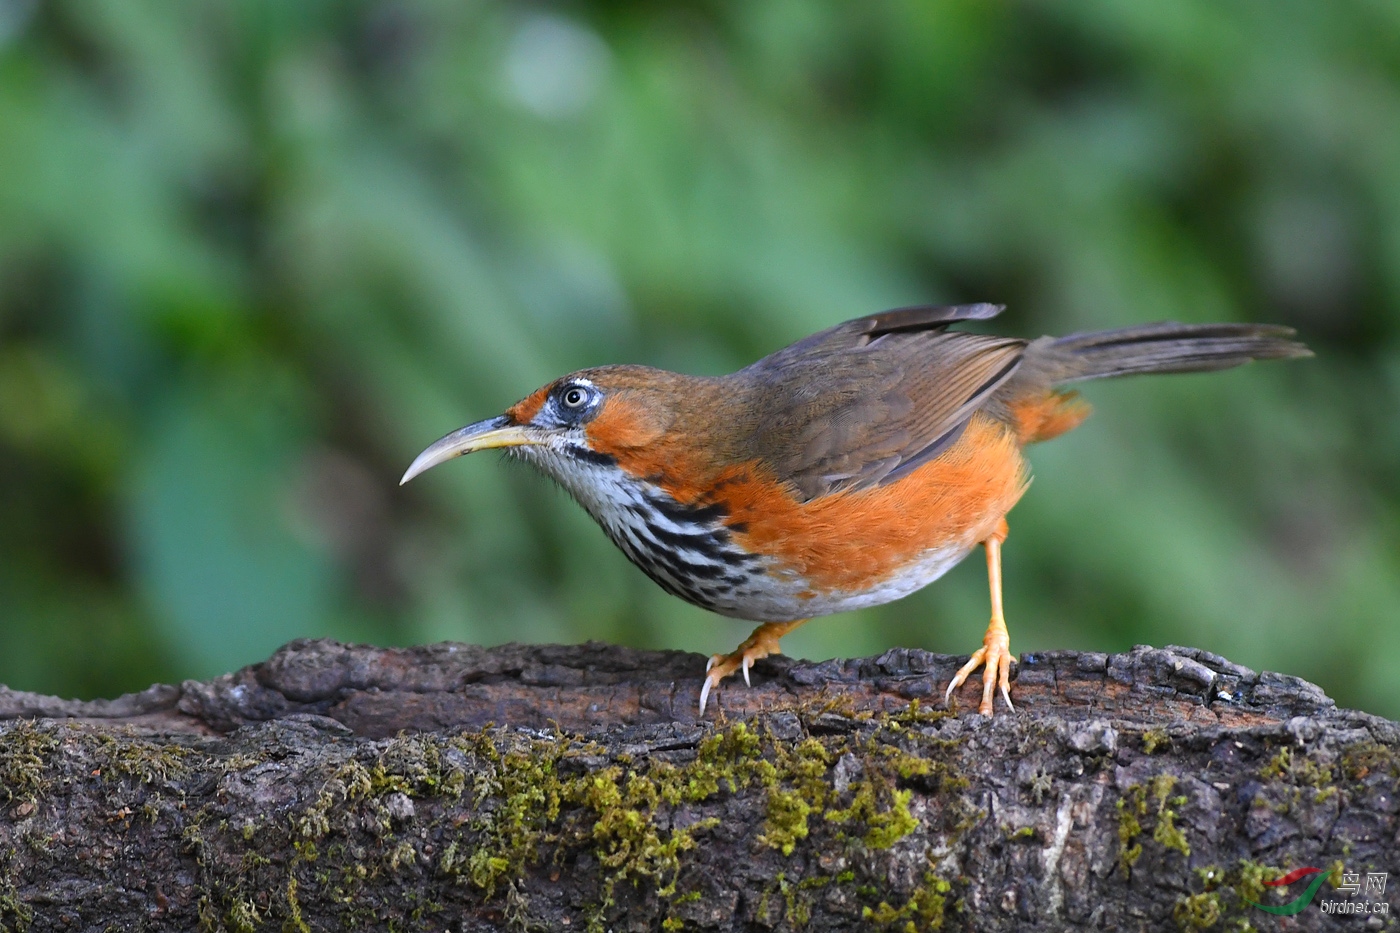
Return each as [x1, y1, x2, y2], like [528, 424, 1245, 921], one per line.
[0, 639, 1395, 931]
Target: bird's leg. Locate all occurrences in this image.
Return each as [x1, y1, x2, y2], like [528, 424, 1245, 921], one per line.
[699, 619, 808, 715]
[944, 519, 1015, 715]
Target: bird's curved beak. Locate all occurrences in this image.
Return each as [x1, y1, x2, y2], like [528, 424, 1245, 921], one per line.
[399, 416, 544, 485]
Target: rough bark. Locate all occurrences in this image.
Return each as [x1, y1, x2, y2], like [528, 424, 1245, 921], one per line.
[0, 639, 1396, 932]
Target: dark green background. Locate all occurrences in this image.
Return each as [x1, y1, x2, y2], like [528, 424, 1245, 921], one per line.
[2, 1, 1397, 717]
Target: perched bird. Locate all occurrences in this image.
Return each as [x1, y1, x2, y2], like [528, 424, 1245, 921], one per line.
[401, 304, 1309, 716]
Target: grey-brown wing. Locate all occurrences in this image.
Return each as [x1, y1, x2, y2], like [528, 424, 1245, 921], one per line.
[743, 303, 1006, 375]
[740, 313, 1026, 500]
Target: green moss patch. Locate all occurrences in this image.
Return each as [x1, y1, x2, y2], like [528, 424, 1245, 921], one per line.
[0, 705, 973, 931]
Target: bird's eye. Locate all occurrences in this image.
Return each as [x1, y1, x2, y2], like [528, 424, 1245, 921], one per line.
[561, 385, 589, 409]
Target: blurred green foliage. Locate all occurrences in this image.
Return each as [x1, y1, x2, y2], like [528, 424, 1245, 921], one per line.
[1, 0, 1397, 717]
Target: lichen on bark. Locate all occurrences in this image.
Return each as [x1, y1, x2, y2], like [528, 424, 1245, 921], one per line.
[0, 639, 1395, 931]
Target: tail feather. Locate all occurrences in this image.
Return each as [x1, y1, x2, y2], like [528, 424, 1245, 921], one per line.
[1024, 322, 1311, 385]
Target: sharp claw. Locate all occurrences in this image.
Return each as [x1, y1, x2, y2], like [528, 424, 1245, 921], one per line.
[699, 676, 712, 717]
[742, 656, 752, 687]
[1002, 681, 1015, 713]
[943, 678, 957, 706]
[705, 655, 717, 672]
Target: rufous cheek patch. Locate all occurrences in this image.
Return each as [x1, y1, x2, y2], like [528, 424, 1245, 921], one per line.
[585, 395, 668, 451]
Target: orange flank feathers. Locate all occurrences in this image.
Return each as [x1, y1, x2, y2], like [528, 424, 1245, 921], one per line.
[720, 416, 1028, 595]
[593, 407, 1028, 598]
[1007, 391, 1093, 445]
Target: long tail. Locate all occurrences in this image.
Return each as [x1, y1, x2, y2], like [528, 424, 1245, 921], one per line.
[998, 321, 1311, 444]
[1022, 322, 1312, 385]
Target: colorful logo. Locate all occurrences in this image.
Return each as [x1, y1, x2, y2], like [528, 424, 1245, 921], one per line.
[1246, 867, 1330, 916]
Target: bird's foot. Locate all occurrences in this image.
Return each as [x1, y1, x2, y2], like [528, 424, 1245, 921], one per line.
[944, 620, 1015, 716]
[698, 621, 798, 716]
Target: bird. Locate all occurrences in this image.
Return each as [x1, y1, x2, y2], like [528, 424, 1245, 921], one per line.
[400, 304, 1309, 716]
